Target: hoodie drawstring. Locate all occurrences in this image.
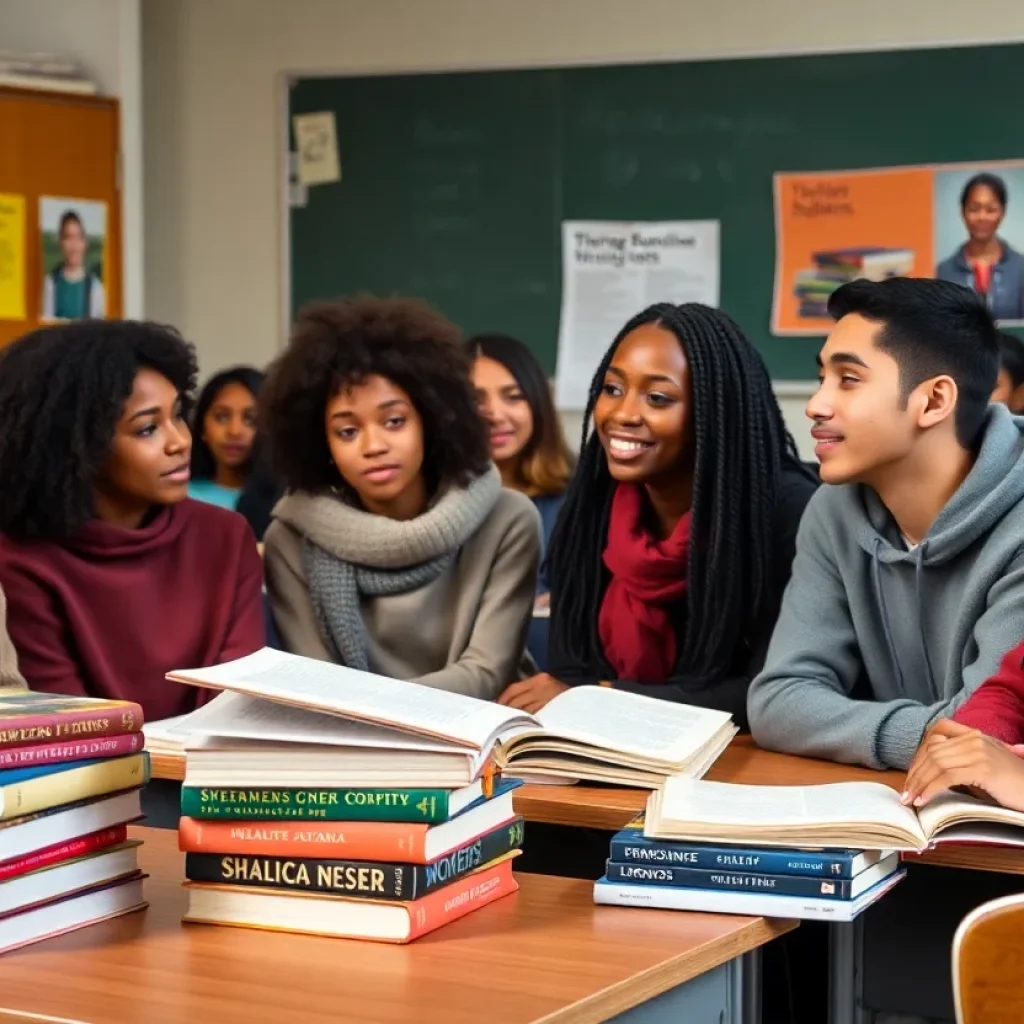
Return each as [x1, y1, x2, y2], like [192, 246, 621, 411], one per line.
[915, 542, 937, 693]
[872, 538, 906, 692]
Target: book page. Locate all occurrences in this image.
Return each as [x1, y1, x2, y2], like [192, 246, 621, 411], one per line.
[535, 686, 732, 762]
[917, 790, 1024, 839]
[162, 692, 471, 754]
[660, 777, 927, 841]
[167, 648, 535, 749]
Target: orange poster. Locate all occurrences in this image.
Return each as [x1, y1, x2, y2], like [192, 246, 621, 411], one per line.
[772, 159, 1024, 335]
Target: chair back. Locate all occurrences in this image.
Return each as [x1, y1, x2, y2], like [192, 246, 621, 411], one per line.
[953, 892, 1024, 1024]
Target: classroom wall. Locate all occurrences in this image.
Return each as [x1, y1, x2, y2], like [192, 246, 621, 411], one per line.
[1, 0, 145, 318]
[140, 0, 1024, 455]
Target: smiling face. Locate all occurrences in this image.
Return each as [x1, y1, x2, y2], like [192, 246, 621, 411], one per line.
[963, 184, 1005, 245]
[807, 313, 931, 485]
[202, 380, 257, 473]
[471, 355, 535, 465]
[325, 374, 428, 519]
[93, 367, 192, 526]
[593, 323, 692, 486]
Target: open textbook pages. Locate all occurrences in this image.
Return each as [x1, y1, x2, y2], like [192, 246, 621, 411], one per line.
[644, 777, 1024, 852]
[164, 649, 737, 788]
[496, 686, 737, 788]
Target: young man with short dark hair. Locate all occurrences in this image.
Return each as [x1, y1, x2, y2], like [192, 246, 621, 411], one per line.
[748, 276, 1024, 769]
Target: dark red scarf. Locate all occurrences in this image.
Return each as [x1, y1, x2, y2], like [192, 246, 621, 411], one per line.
[597, 483, 690, 683]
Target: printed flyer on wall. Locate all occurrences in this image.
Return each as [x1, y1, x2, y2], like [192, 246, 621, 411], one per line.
[555, 220, 720, 410]
[771, 159, 1024, 335]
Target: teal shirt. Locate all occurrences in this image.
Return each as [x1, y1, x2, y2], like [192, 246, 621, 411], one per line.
[54, 274, 89, 319]
[188, 479, 242, 511]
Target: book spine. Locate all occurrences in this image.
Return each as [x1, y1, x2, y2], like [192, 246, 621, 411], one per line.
[179, 786, 457, 823]
[183, 816, 526, 901]
[609, 832, 861, 879]
[178, 815, 430, 862]
[0, 703, 143, 751]
[404, 858, 518, 942]
[606, 861, 857, 900]
[0, 753, 149, 821]
[0, 733, 145, 769]
[594, 878, 876, 922]
[0, 826, 128, 881]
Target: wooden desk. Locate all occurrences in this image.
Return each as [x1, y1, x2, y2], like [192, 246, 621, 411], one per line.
[0, 827, 794, 1024]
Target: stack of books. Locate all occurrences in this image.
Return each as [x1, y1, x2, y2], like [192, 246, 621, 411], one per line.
[0, 693, 150, 953]
[160, 648, 738, 941]
[793, 246, 914, 318]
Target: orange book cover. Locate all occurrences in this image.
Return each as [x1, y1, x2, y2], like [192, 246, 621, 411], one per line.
[180, 816, 439, 862]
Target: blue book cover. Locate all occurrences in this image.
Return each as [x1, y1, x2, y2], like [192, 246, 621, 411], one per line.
[610, 825, 885, 880]
[0, 757, 103, 786]
[606, 855, 899, 901]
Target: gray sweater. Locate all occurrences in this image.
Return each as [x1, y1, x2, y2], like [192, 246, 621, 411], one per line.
[748, 405, 1024, 770]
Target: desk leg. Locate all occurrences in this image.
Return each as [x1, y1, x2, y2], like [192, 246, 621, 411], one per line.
[738, 949, 761, 1024]
[830, 919, 871, 1024]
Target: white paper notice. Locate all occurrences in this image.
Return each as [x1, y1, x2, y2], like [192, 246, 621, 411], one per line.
[292, 111, 341, 185]
[555, 220, 720, 409]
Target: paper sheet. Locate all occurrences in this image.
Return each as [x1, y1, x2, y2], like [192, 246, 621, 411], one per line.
[0, 194, 25, 320]
[555, 220, 720, 409]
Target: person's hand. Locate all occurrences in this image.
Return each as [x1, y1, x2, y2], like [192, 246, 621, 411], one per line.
[533, 592, 551, 610]
[496, 674, 569, 714]
[902, 719, 1024, 812]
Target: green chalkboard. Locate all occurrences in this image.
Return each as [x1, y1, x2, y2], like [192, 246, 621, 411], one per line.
[290, 43, 1024, 382]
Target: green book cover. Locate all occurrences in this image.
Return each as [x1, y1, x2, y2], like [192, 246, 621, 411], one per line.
[180, 785, 470, 823]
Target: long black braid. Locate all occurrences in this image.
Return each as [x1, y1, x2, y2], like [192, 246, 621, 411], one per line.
[546, 302, 814, 681]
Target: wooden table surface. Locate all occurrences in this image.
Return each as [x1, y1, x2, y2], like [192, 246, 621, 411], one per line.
[151, 736, 1024, 877]
[0, 827, 794, 1024]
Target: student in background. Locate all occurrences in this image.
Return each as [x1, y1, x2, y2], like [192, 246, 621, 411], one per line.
[188, 366, 264, 511]
[0, 321, 265, 721]
[262, 298, 541, 699]
[936, 173, 1024, 321]
[496, 302, 817, 721]
[991, 331, 1024, 413]
[748, 278, 1024, 770]
[465, 333, 574, 604]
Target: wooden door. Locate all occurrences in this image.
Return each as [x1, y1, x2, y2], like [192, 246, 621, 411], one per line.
[0, 87, 121, 347]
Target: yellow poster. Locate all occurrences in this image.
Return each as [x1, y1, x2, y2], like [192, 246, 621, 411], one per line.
[0, 193, 26, 321]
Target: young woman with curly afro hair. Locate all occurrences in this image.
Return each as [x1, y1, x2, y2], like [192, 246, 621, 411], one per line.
[0, 320, 265, 720]
[261, 296, 542, 698]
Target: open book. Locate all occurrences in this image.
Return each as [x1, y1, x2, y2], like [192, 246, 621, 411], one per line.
[644, 777, 1024, 853]
[163, 648, 737, 789]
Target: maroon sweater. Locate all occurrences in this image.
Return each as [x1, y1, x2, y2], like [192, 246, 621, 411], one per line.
[0, 500, 265, 722]
[954, 639, 1024, 745]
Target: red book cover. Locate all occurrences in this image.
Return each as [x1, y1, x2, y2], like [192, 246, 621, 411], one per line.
[0, 825, 128, 882]
[0, 694, 143, 751]
[0, 733, 145, 769]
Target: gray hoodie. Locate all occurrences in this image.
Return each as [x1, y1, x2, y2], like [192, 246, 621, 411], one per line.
[748, 404, 1024, 770]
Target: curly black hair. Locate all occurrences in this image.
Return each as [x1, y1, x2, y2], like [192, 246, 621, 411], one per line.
[262, 297, 491, 495]
[0, 319, 198, 540]
[190, 365, 265, 480]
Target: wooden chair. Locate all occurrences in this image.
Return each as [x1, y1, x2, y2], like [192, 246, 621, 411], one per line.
[953, 892, 1024, 1024]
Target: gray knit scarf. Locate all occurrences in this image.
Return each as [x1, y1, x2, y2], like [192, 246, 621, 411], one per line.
[271, 467, 502, 671]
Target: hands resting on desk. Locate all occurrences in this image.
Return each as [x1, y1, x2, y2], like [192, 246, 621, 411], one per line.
[902, 719, 1024, 813]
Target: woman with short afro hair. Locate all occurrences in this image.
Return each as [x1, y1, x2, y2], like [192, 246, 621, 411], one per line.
[262, 296, 541, 698]
[0, 320, 265, 720]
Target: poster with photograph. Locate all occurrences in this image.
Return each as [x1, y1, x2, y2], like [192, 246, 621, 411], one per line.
[39, 196, 107, 321]
[772, 159, 1024, 335]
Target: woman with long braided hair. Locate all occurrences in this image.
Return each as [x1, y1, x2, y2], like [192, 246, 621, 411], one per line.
[497, 302, 818, 724]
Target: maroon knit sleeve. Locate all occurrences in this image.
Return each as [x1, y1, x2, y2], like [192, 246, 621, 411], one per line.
[953, 640, 1024, 745]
